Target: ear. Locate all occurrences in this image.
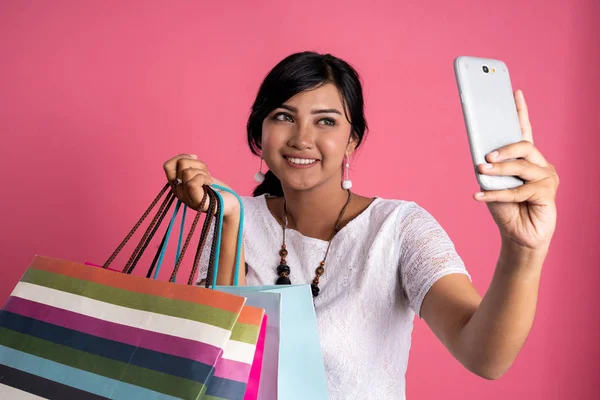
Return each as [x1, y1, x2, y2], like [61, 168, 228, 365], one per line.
[346, 132, 359, 157]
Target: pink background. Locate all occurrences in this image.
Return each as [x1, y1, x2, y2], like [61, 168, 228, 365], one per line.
[1, 1, 598, 399]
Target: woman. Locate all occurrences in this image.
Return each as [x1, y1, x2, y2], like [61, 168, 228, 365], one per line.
[163, 52, 559, 399]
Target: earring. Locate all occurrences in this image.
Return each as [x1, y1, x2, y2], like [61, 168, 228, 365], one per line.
[342, 156, 352, 190]
[254, 157, 265, 183]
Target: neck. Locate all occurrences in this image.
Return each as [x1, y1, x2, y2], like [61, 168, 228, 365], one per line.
[281, 177, 350, 240]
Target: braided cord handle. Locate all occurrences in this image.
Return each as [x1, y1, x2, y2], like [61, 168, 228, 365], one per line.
[101, 183, 181, 274]
[101, 182, 244, 289]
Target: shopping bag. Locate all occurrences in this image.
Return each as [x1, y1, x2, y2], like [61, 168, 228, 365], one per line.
[0, 183, 250, 399]
[218, 285, 329, 400]
[0, 256, 246, 399]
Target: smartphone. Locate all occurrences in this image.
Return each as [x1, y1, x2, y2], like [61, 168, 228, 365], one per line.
[454, 56, 524, 191]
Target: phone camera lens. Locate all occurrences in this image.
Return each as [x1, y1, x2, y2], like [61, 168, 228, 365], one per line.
[482, 66, 489, 73]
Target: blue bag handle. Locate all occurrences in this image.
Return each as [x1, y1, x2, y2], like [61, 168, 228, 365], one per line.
[206, 184, 245, 288]
[153, 200, 185, 280]
[159, 184, 244, 287]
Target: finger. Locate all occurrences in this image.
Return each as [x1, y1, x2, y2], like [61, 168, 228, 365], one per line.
[474, 181, 548, 204]
[173, 159, 210, 200]
[515, 90, 533, 144]
[478, 159, 550, 182]
[487, 140, 548, 167]
[163, 153, 198, 183]
[180, 168, 213, 206]
[184, 173, 214, 212]
[171, 167, 208, 206]
[180, 167, 213, 185]
[176, 158, 209, 182]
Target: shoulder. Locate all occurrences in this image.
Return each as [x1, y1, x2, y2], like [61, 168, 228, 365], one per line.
[368, 196, 432, 223]
[339, 195, 422, 236]
[240, 194, 267, 208]
[375, 198, 457, 257]
[364, 197, 448, 240]
[239, 194, 271, 229]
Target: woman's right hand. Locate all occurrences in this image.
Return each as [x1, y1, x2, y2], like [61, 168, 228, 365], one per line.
[163, 154, 239, 217]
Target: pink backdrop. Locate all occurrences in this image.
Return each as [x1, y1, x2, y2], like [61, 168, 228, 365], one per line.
[0, 1, 598, 399]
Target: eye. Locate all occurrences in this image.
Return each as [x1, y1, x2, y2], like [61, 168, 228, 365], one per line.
[273, 112, 294, 122]
[317, 118, 336, 126]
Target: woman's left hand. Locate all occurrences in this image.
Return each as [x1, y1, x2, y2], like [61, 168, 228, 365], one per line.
[474, 90, 559, 252]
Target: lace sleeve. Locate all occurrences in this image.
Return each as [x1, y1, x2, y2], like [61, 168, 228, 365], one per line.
[398, 203, 471, 318]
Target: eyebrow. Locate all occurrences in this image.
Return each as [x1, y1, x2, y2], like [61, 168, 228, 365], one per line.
[279, 104, 342, 115]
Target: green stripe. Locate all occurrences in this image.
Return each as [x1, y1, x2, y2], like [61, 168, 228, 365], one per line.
[21, 268, 238, 330]
[204, 396, 227, 400]
[0, 327, 205, 399]
[199, 385, 208, 398]
[230, 322, 260, 344]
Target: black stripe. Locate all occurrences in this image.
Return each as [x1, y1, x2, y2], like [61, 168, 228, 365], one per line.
[0, 311, 214, 383]
[0, 363, 108, 400]
[206, 376, 248, 400]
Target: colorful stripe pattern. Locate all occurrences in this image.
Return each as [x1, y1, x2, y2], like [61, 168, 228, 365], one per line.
[0, 256, 247, 399]
[205, 306, 265, 400]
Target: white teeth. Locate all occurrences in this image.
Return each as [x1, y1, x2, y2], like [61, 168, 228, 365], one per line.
[287, 157, 317, 165]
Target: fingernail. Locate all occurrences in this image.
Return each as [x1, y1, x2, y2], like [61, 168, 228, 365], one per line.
[475, 192, 485, 199]
[482, 163, 493, 170]
[190, 154, 198, 159]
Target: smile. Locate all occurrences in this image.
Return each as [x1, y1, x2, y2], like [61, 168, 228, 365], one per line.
[284, 156, 319, 168]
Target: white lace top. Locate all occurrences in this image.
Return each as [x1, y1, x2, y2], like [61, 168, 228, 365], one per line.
[202, 194, 470, 400]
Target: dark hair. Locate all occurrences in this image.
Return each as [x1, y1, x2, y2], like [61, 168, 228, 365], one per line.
[247, 51, 368, 197]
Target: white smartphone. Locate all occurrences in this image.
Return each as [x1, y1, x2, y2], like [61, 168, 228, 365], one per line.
[454, 56, 524, 191]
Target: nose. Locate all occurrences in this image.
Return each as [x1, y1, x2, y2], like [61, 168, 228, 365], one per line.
[287, 121, 314, 150]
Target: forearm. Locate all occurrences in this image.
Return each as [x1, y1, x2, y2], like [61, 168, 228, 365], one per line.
[215, 212, 246, 286]
[457, 240, 547, 379]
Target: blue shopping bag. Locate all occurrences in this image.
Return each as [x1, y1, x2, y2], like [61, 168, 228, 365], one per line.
[218, 285, 328, 400]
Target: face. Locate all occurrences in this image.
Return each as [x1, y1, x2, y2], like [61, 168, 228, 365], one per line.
[261, 83, 356, 192]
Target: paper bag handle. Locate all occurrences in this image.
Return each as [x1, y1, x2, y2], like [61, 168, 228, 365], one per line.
[204, 184, 245, 288]
[102, 182, 244, 288]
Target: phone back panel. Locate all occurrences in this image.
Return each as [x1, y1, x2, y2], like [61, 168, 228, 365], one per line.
[454, 56, 524, 191]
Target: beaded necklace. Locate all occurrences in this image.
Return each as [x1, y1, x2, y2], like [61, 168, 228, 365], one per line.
[275, 190, 352, 297]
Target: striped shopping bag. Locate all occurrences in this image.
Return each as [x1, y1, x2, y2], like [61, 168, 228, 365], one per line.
[0, 256, 246, 399]
[0, 183, 250, 399]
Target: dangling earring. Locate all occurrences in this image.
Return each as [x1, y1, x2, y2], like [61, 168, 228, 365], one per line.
[342, 155, 352, 190]
[254, 157, 265, 183]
